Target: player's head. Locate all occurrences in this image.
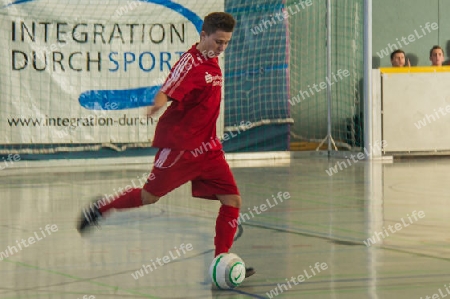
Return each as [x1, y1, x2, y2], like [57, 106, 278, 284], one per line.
[390, 49, 406, 67]
[197, 12, 236, 58]
[430, 45, 444, 66]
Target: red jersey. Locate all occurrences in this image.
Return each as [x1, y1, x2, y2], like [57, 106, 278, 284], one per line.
[152, 44, 223, 151]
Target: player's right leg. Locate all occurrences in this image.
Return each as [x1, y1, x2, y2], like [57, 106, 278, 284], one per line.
[76, 149, 198, 233]
[76, 189, 160, 233]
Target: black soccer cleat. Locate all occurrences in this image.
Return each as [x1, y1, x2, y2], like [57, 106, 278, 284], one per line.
[245, 267, 256, 278]
[77, 200, 103, 233]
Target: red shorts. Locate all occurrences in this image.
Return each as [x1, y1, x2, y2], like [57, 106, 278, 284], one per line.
[143, 149, 239, 200]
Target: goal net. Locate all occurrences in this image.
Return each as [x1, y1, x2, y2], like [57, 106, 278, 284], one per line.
[0, 0, 363, 156]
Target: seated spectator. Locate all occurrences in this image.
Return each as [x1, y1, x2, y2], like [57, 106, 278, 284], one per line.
[429, 45, 444, 66]
[390, 49, 408, 67]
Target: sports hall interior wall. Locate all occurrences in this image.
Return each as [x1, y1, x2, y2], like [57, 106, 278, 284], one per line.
[373, 0, 450, 68]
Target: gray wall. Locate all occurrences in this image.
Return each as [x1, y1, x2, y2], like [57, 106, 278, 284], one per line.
[373, 0, 450, 67]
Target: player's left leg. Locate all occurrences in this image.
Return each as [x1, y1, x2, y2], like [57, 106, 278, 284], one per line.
[215, 194, 255, 278]
[192, 150, 255, 278]
[214, 194, 241, 257]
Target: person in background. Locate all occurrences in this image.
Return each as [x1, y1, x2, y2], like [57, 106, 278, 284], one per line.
[390, 49, 409, 67]
[430, 45, 445, 66]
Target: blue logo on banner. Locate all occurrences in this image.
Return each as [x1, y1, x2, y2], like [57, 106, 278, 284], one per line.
[6, 0, 203, 111]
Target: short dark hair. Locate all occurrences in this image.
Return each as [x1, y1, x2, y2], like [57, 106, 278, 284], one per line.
[390, 49, 405, 60]
[202, 12, 236, 35]
[430, 45, 444, 57]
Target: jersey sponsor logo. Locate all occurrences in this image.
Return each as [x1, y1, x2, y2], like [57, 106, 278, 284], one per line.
[205, 72, 222, 86]
[205, 72, 213, 83]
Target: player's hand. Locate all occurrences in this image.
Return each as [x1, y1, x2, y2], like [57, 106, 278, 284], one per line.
[147, 91, 168, 118]
[146, 106, 158, 118]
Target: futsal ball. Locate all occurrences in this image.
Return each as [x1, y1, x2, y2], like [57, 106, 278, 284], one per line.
[209, 253, 246, 289]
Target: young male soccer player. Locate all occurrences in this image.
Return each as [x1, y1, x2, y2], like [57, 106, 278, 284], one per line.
[77, 12, 255, 278]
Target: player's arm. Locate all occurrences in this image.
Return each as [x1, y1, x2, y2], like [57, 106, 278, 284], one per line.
[146, 90, 169, 118]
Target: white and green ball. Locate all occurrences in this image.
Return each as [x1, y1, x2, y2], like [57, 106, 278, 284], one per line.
[209, 253, 246, 289]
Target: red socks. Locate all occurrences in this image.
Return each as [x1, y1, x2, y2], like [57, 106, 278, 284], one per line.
[98, 188, 143, 214]
[96, 190, 239, 257]
[214, 204, 240, 257]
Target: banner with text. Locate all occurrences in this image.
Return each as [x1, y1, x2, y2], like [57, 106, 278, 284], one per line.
[0, 0, 223, 144]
